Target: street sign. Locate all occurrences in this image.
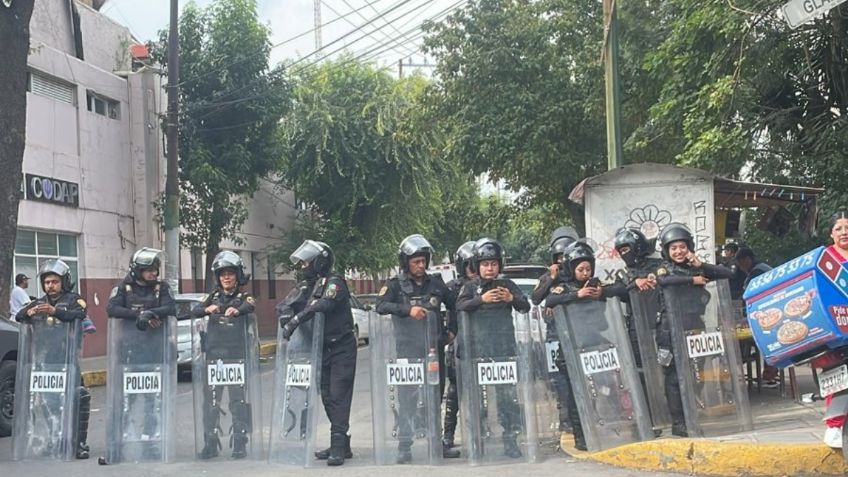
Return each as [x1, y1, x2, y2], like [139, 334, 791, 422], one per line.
[782, 0, 847, 29]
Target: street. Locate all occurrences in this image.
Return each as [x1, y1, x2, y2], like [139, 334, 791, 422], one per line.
[0, 344, 686, 477]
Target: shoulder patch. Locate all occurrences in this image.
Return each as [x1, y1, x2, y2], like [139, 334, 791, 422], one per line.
[378, 286, 388, 296]
[246, 296, 255, 305]
[656, 267, 668, 276]
[552, 286, 565, 295]
[77, 299, 87, 309]
[325, 283, 338, 298]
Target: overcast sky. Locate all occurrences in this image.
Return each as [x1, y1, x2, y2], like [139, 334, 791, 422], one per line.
[101, 0, 458, 75]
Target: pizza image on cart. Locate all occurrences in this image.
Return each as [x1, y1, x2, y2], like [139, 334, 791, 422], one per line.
[783, 290, 816, 318]
[752, 308, 783, 330]
[777, 320, 809, 345]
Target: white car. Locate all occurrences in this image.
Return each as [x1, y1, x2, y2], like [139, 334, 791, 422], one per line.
[350, 294, 374, 345]
[174, 293, 207, 378]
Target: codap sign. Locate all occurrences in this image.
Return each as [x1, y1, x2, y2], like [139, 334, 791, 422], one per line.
[25, 173, 80, 208]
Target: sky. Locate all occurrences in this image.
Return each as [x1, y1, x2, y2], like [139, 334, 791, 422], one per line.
[100, 0, 460, 75]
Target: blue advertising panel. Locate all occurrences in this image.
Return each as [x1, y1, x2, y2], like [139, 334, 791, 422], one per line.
[743, 246, 848, 368]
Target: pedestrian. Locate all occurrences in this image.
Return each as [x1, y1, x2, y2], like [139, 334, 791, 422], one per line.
[191, 251, 257, 459]
[9, 273, 31, 316]
[105, 248, 176, 462]
[375, 234, 461, 462]
[15, 259, 91, 459]
[734, 247, 779, 388]
[442, 240, 476, 448]
[456, 237, 532, 458]
[277, 240, 357, 466]
[722, 243, 746, 299]
[654, 223, 733, 437]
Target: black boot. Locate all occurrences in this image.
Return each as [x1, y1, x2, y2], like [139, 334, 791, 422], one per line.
[231, 432, 248, 459]
[503, 436, 522, 459]
[396, 442, 413, 464]
[316, 434, 352, 460]
[200, 433, 221, 459]
[442, 444, 460, 458]
[76, 386, 91, 459]
[327, 433, 347, 466]
[671, 422, 688, 437]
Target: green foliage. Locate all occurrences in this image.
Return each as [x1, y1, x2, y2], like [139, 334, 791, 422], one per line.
[277, 59, 457, 274]
[151, 0, 290, 266]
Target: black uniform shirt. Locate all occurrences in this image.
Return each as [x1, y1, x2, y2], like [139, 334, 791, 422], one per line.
[107, 275, 176, 319]
[284, 275, 355, 343]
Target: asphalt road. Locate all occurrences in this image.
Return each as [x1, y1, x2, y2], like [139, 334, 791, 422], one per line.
[0, 345, 687, 477]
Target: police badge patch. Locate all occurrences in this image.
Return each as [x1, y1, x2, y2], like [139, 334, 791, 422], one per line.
[656, 267, 668, 277]
[246, 296, 256, 305]
[552, 286, 564, 294]
[378, 286, 388, 296]
[325, 283, 338, 298]
[77, 299, 87, 309]
[430, 296, 440, 307]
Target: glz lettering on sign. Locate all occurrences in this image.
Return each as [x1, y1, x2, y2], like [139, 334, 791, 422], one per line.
[545, 341, 560, 373]
[286, 364, 311, 387]
[207, 362, 245, 386]
[124, 372, 161, 394]
[478, 361, 518, 385]
[580, 348, 621, 375]
[387, 362, 424, 385]
[686, 331, 725, 358]
[31, 371, 66, 393]
[782, 0, 847, 29]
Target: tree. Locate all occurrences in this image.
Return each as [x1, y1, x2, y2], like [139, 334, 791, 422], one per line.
[152, 0, 290, 287]
[278, 58, 460, 274]
[0, 0, 35, 315]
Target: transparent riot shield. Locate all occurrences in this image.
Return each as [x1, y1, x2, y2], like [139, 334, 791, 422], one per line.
[628, 289, 672, 429]
[13, 318, 83, 461]
[458, 308, 538, 465]
[526, 307, 561, 448]
[105, 316, 177, 463]
[191, 312, 263, 460]
[664, 280, 753, 437]
[369, 311, 442, 465]
[269, 314, 324, 466]
[554, 298, 653, 452]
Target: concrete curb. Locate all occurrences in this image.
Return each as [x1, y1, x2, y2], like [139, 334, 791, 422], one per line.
[82, 341, 278, 388]
[560, 432, 848, 476]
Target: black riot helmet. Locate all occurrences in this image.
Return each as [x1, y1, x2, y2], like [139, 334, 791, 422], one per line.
[398, 234, 433, 272]
[564, 241, 595, 278]
[211, 250, 249, 287]
[129, 247, 163, 285]
[290, 240, 334, 279]
[471, 237, 504, 274]
[549, 225, 578, 264]
[39, 258, 74, 293]
[614, 228, 651, 268]
[659, 223, 695, 261]
[454, 241, 476, 276]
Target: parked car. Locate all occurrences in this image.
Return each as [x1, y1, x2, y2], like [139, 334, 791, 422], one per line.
[350, 294, 373, 345]
[502, 264, 547, 280]
[174, 293, 207, 379]
[0, 314, 20, 437]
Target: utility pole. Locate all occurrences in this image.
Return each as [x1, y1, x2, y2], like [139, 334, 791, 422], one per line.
[164, 0, 180, 292]
[602, 0, 623, 170]
[314, 0, 322, 50]
[398, 59, 403, 77]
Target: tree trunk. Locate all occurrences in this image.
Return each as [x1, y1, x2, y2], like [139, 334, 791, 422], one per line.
[0, 1, 36, 316]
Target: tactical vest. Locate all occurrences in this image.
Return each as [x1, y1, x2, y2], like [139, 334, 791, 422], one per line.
[124, 283, 162, 312]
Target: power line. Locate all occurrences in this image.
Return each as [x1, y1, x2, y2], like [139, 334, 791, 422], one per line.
[321, 0, 416, 57]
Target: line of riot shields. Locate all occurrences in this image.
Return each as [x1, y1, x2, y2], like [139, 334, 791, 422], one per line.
[12, 279, 752, 465]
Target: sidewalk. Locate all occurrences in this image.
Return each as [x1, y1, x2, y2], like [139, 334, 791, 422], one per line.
[80, 339, 278, 387]
[562, 365, 848, 476]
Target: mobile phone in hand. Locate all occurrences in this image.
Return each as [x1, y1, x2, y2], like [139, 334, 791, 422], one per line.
[587, 277, 601, 288]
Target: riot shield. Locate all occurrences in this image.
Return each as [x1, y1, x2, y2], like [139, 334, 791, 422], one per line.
[13, 318, 83, 461]
[105, 316, 177, 463]
[191, 313, 263, 460]
[526, 307, 561, 447]
[664, 280, 753, 437]
[269, 314, 324, 466]
[628, 288, 672, 429]
[554, 298, 653, 452]
[369, 311, 442, 465]
[458, 308, 538, 465]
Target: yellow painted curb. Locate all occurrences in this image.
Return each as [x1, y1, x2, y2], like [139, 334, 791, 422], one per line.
[562, 432, 848, 477]
[82, 370, 106, 388]
[259, 341, 277, 357]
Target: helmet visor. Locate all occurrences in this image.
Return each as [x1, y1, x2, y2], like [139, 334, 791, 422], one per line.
[133, 248, 164, 267]
[400, 234, 433, 257]
[212, 251, 242, 270]
[40, 259, 70, 278]
[290, 240, 324, 265]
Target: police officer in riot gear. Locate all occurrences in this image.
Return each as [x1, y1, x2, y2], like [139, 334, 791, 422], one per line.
[456, 237, 531, 458]
[106, 248, 176, 457]
[191, 251, 256, 459]
[655, 223, 733, 437]
[277, 240, 357, 466]
[442, 241, 476, 448]
[376, 234, 461, 462]
[16, 259, 91, 459]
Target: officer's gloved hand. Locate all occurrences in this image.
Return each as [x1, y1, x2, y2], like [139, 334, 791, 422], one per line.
[278, 312, 294, 329]
[281, 314, 301, 340]
[137, 310, 156, 331]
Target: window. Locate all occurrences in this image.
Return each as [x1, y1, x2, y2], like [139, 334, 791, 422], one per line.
[86, 91, 120, 119]
[13, 230, 79, 298]
[28, 70, 76, 105]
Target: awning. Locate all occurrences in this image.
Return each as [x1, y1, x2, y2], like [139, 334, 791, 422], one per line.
[713, 178, 823, 209]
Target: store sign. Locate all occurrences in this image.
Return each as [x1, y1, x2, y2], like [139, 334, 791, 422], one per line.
[24, 174, 79, 208]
